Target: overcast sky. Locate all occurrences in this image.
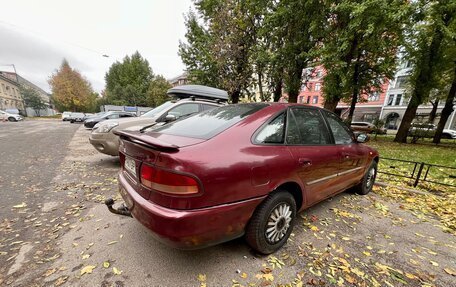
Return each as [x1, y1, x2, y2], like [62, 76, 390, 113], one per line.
[0, 0, 194, 93]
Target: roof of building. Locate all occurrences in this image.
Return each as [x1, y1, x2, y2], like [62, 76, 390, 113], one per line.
[0, 71, 49, 96]
[0, 74, 20, 86]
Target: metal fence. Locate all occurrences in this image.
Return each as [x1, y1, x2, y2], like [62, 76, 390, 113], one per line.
[377, 157, 456, 189]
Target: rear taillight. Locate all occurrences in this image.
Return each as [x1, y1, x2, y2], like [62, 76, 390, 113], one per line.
[140, 164, 199, 195]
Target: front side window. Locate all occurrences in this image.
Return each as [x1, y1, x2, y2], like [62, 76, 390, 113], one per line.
[256, 113, 286, 144]
[288, 108, 330, 145]
[323, 111, 353, 144]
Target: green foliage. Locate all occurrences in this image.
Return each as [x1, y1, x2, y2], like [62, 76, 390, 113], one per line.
[394, 0, 456, 143]
[20, 86, 47, 115]
[147, 75, 172, 107]
[320, 0, 410, 116]
[105, 51, 154, 106]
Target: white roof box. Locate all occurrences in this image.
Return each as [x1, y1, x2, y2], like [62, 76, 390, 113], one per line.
[167, 85, 229, 101]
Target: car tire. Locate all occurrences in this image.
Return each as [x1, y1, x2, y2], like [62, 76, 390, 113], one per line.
[354, 161, 377, 195]
[442, 133, 451, 139]
[245, 191, 296, 254]
[8, 117, 17, 122]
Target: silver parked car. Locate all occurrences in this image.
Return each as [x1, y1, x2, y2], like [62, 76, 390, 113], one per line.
[89, 85, 229, 156]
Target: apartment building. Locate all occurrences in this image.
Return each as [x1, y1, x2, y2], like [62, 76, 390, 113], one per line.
[0, 74, 24, 113]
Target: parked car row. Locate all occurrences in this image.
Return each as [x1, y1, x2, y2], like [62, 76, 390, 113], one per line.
[87, 85, 379, 255]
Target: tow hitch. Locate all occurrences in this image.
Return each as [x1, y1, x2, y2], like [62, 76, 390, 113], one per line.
[104, 198, 132, 217]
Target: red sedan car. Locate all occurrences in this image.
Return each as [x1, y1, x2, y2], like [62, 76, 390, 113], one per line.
[112, 103, 378, 254]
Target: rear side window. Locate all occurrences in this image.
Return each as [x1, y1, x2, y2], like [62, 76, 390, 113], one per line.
[202, 103, 218, 111]
[255, 113, 285, 144]
[323, 111, 353, 144]
[289, 108, 331, 145]
[153, 103, 268, 139]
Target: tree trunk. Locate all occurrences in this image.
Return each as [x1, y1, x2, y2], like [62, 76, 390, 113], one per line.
[231, 89, 241, 104]
[323, 96, 340, 112]
[273, 78, 282, 102]
[433, 65, 456, 144]
[258, 71, 265, 101]
[347, 59, 361, 123]
[429, 99, 439, 123]
[394, 100, 419, 143]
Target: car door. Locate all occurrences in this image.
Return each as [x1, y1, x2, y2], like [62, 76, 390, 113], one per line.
[0, 111, 6, 121]
[322, 111, 366, 187]
[285, 107, 341, 206]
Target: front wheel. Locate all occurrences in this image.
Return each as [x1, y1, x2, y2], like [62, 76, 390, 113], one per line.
[8, 117, 17, 122]
[246, 191, 296, 254]
[354, 161, 377, 195]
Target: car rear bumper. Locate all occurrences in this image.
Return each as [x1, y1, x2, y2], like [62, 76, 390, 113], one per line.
[89, 132, 119, 156]
[118, 172, 265, 249]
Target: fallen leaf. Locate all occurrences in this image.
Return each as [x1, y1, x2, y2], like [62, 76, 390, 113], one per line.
[13, 203, 27, 208]
[263, 273, 274, 281]
[197, 274, 207, 282]
[107, 241, 118, 245]
[103, 261, 110, 268]
[240, 272, 247, 279]
[112, 267, 122, 275]
[82, 254, 90, 260]
[80, 265, 96, 275]
[444, 267, 456, 276]
[430, 261, 439, 267]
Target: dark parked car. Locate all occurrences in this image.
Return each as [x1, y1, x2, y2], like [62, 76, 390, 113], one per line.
[69, 112, 86, 123]
[84, 111, 136, 129]
[109, 103, 378, 254]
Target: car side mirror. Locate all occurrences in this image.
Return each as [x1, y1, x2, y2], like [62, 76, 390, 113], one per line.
[356, 133, 369, 143]
[164, 114, 177, 122]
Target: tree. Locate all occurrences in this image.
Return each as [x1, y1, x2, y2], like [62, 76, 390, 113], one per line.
[394, 0, 455, 143]
[20, 86, 46, 116]
[180, 0, 265, 103]
[266, 0, 326, 103]
[105, 51, 154, 106]
[48, 59, 94, 112]
[179, 11, 221, 88]
[147, 75, 172, 107]
[320, 0, 409, 120]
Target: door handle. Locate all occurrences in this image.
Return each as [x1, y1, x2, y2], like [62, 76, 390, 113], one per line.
[342, 153, 350, 159]
[298, 158, 312, 166]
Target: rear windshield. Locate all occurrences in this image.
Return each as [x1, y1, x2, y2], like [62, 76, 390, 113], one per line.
[153, 103, 268, 139]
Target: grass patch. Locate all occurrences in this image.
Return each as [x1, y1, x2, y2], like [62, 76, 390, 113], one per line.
[367, 135, 456, 166]
[367, 136, 456, 191]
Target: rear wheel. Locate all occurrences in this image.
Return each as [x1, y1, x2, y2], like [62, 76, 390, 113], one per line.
[8, 117, 17, 122]
[246, 191, 296, 254]
[354, 161, 377, 195]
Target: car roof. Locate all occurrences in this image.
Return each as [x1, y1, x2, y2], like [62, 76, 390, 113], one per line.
[167, 85, 229, 101]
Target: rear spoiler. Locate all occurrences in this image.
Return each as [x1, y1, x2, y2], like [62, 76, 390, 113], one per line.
[114, 130, 179, 152]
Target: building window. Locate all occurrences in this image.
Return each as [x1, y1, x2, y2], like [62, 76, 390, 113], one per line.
[315, 83, 321, 91]
[387, 94, 394, 106]
[306, 96, 311, 104]
[368, 92, 380, 102]
[6, 85, 10, 95]
[395, 94, 402, 106]
[312, 96, 318, 104]
[298, 96, 303, 103]
[308, 83, 313, 92]
[316, 71, 322, 78]
[1, 84, 5, 93]
[394, 76, 408, 89]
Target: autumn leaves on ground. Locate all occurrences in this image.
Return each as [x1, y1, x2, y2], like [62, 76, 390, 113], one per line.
[1, 122, 455, 287]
